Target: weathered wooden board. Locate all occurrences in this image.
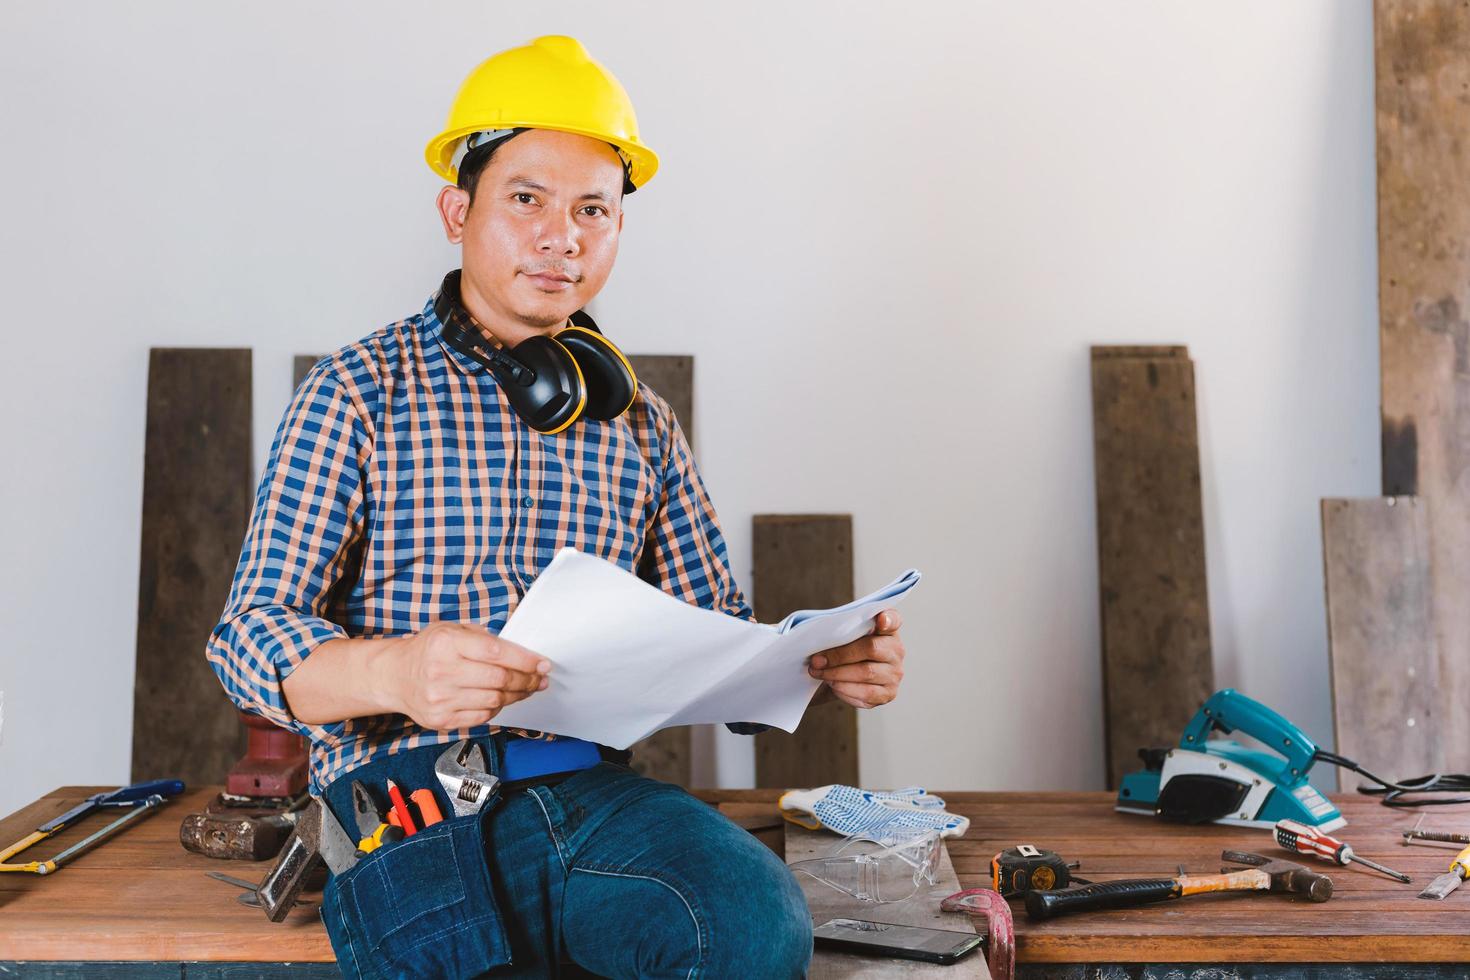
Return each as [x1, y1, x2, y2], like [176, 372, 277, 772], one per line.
[291, 354, 319, 390]
[1374, 0, 1470, 770]
[131, 349, 253, 786]
[785, 821, 988, 979]
[753, 515, 860, 789]
[1321, 497, 1441, 791]
[1090, 346, 1214, 789]
[628, 354, 694, 449]
[626, 354, 697, 787]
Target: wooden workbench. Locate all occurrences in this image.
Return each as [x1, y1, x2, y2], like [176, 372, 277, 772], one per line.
[2, 787, 1467, 977]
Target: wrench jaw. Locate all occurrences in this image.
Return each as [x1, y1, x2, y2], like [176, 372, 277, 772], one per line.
[435, 740, 499, 818]
[451, 774, 500, 817]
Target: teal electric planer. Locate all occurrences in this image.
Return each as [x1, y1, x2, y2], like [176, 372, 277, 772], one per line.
[1116, 688, 1345, 831]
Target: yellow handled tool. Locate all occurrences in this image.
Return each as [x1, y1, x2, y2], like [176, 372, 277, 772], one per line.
[351, 780, 405, 856]
[1418, 844, 1470, 900]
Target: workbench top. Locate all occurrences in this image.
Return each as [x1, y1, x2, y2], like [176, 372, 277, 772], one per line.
[2, 786, 1466, 968]
[708, 789, 1470, 966]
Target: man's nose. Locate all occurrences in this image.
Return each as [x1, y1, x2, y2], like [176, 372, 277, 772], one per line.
[537, 210, 580, 257]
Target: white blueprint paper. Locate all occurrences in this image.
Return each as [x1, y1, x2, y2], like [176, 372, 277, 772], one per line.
[489, 548, 922, 748]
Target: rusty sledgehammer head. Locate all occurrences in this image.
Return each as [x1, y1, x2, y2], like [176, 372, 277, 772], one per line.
[1221, 849, 1333, 903]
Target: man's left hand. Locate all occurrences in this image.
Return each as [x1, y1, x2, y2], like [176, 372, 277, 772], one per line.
[807, 609, 905, 709]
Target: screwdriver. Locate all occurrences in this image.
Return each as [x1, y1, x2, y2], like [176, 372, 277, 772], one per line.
[1274, 819, 1412, 883]
[410, 788, 445, 828]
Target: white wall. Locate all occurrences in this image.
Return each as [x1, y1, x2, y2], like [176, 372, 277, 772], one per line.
[0, 1, 1380, 818]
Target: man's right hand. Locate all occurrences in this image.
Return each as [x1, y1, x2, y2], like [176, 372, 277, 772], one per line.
[380, 622, 552, 731]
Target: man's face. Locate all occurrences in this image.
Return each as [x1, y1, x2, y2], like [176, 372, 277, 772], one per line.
[437, 129, 625, 338]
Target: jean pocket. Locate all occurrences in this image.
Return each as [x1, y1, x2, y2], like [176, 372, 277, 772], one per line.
[322, 811, 510, 979]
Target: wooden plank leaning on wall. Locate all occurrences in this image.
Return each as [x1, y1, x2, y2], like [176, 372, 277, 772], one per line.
[1321, 497, 1440, 789]
[626, 354, 698, 786]
[754, 515, 860, 790]
[131, 349, 254, 785]
[1090, 345, 1214, 790]
[1363, 0, 1470, 770]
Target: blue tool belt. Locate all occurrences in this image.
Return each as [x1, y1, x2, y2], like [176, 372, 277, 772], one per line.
[500, 734, 606, 787]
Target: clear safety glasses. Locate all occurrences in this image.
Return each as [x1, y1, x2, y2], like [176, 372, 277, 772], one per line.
[790, 828, 943, 904]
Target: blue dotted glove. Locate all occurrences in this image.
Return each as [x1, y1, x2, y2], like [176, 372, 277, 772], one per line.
[779, 784, 970, 839]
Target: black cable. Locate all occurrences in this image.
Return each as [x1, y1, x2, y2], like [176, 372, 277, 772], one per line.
[1313, 750, 1470, 807]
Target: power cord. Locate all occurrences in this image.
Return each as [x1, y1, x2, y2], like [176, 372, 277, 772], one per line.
[1313, 750, 1470, 807]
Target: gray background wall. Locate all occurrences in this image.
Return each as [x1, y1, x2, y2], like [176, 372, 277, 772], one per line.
[0, 1, 1379, 817]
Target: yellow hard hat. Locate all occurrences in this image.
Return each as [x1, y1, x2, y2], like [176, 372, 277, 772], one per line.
[425, 35, 659, 190]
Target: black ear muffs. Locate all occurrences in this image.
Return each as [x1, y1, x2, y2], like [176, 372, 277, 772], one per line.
[435, 270, 638, 434]
[491, 333, 588, 433]
[556, 320, 638, 420]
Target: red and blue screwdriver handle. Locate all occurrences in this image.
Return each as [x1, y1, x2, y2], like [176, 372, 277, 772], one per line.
[1275, 819, 1350, 864]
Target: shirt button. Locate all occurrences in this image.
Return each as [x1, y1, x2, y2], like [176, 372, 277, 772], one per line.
[522, 495, 534, 508]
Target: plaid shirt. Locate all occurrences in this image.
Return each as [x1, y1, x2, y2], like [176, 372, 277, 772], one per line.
[206, 282, 759, 793]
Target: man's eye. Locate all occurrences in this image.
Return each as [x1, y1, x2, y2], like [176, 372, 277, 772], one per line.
[514, 193, 536, 205]
[580, 206, 606, 217]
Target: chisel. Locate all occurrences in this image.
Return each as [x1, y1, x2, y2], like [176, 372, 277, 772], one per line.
[1418, 844, 1470, 900]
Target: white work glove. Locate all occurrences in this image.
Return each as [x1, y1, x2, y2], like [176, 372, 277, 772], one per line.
[779, 784, 970, 839]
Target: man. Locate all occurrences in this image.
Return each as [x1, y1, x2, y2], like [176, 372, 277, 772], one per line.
[207, 35, 906, 978]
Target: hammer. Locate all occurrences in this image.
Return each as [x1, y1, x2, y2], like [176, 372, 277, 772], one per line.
[1025, 849, 1332, 920]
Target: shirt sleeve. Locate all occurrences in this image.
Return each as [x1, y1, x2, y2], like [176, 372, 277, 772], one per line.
[204, 364, 369, 738]
[637, 403, 769, 735]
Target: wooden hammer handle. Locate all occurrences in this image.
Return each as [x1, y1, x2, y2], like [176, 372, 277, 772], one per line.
[1177, 869, 1270, 895]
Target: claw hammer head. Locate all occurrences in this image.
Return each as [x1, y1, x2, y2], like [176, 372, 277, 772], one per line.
[434, 740, 498, 817]
[1221, 849, 1333, 902]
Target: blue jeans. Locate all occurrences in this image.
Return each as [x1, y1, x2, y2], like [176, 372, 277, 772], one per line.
[319, 739, 813, 978]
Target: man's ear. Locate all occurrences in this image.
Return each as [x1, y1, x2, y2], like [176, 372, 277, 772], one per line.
[436, 185, 471, 244]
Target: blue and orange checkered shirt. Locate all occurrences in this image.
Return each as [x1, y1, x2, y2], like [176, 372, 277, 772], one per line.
[206, 282, 759, 793]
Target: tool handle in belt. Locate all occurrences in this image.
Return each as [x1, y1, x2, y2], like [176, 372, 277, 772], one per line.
[1024, 878, 1180, 920]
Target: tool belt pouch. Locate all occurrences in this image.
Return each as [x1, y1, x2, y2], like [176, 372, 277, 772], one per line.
[321, 807, 509, 979]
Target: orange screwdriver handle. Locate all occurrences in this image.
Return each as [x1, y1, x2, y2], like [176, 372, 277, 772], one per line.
[411, 788, 445, 828]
